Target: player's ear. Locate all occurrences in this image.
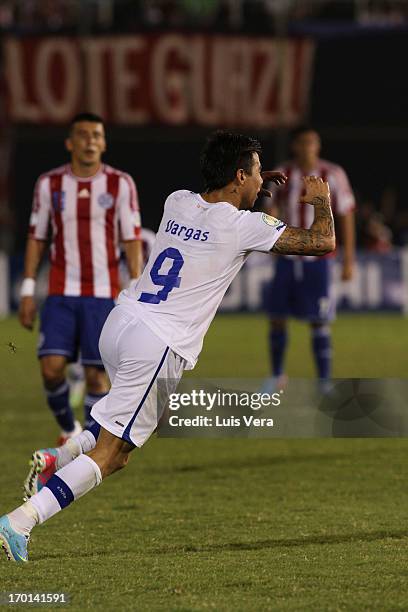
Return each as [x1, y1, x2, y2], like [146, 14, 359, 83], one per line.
[235, 168, 246, 184]
[65, 137, 73, 153]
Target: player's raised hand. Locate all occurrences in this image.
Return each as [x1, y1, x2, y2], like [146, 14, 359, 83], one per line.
[261, 170, 287, 185]
[19, 296, 37, 330]
[300, 176, 331, 205]
[260, 170, 287, 197]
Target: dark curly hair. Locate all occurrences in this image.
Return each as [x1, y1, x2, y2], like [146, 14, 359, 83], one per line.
[200, 130, 262, 192]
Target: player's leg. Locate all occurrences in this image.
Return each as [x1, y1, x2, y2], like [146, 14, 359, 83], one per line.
[23, 421, 102, 499]
[2, 427, 132, 561]
[24, 299, 117, 498]
[265, 258, 294, 386]
[40, 355, 81, 440]
[3, 307, 186, 561]
[310, 321, 332, 384]
[83, 366, 109, 429]
[269, 318, 288, 379]
[302, 259, 335, 388]
[67, 361, 85, 411]
[80, 297, 115, 429]
[37, 296, 81, 441]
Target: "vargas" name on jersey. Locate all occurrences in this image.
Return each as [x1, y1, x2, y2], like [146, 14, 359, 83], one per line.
[165, 219, 209, 242]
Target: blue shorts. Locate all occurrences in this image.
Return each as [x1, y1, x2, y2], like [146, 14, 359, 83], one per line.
[38, 295, 115, 366]
[265, 257, 335, 322]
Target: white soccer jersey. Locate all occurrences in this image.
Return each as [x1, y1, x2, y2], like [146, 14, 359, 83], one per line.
[29, 164, 141, 298]
[118, 190, 286, 369]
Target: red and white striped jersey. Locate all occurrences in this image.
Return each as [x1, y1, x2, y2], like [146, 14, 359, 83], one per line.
[29, 164, 141, 298]
[268, 158, 355, 259]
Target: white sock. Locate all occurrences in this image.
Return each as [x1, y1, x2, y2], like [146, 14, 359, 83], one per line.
[56, 430, 98, 469]
[8, 501, 39, 537]
[30, 454, 102, 524]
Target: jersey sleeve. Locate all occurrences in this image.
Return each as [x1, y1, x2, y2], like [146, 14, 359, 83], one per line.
[237, 211, 287, 253]
[118, 174, 142, 241]
[28, 175, 51, 240]
[330, 165, 355, 215]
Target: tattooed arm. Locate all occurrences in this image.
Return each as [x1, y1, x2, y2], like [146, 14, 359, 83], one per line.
[272, 176, 335, 256]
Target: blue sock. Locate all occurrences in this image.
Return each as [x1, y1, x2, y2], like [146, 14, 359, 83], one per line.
[86, 419, 101, 442]
[84, 393, 106, 430]
[269, 328, 287, 376]
[312, 326, 332, 380]
[45, 380, 75, 433]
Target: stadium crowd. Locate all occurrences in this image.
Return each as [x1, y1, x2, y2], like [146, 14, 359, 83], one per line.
[0, 0, 408, 34]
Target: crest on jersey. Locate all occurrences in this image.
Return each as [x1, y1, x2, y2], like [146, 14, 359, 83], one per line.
[262, 213, 282, 227]
[98, 193, 114, 209]
[52, 191, 65, 212]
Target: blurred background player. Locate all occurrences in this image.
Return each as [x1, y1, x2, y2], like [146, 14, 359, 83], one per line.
[18, 112, 142, 444]
[66, 226, 157, 412]
[262, 126, 355, 390]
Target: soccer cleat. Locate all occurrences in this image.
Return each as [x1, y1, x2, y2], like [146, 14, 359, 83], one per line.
[0, 516, 29, 563]
[56, 419, 83, 447]
[24, 448, 58, 499]
[259, 373, 288, 395]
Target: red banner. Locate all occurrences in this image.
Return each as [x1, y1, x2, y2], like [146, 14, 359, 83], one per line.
[3, 34, 314, 128]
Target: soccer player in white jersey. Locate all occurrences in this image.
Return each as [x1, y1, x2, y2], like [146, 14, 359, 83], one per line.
[18, 113, 142, 446]
[0, 131, 335, 562]
[262, 126, 355, 390]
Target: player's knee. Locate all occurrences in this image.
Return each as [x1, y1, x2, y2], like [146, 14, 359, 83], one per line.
[41, 362, 65, 389]
[89, 446, 130, 479]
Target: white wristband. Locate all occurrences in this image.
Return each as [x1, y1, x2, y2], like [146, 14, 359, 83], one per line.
[20, 278, 36, 297]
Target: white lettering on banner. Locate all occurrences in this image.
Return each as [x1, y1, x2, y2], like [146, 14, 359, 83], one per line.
[36, 39, 80, 121]
[3, 35, 315, 127]
[278, 40, 295, 126]
[251, 40, 277, 126]
[190, 37, 218, 125]
[221, 38, 252, 125]
[152, 34, 190, 125]
[82, 38, 109, 118]
[111, 37, 149, 124]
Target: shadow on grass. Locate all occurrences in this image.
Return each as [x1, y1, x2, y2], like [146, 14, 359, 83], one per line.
[152, 529, 408, 554]
[149, 451, 370, 475]
[32, 528, 408, 561]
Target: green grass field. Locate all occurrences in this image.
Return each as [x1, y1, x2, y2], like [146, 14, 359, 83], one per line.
[0, 313, 408, 611]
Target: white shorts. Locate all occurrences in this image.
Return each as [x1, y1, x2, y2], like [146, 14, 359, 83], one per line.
[91, 305, 186, 447]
